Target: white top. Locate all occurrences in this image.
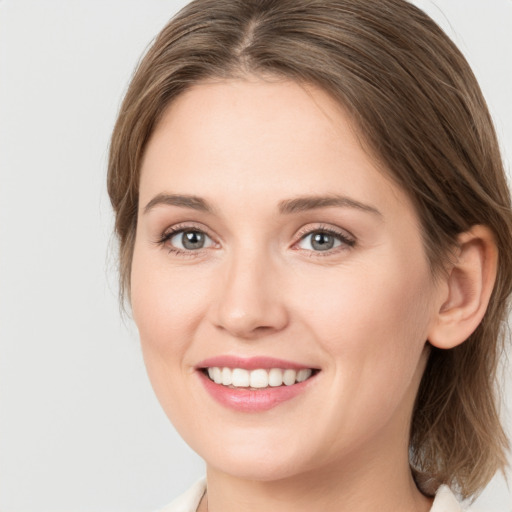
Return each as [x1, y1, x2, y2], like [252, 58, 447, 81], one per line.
[158, 478, 466, 512]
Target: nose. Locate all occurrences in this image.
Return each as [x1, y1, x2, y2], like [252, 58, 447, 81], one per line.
[209, 249, 289, 340]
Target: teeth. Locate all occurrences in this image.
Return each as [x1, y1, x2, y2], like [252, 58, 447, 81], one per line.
[268, 368, 283, 387]
[221, 367, 232, 386]
[283, 369, 296, 386]
[297, 369, 312, 382]
[205, 367, 314, 388]
[212, 367, 222, 384]
[231, 368, 250, 387]
[250, 369, 268, 388]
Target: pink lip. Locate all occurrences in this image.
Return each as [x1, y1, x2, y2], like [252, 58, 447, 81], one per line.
[196, 355, 314, 371]
[195, 356, 319, 413]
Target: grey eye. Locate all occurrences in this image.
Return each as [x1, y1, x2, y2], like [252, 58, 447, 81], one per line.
[298, 231, 342, 252]
[170, 230, 214, 250]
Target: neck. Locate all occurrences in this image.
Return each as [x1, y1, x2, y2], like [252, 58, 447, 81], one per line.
[202, 440, 433, 512]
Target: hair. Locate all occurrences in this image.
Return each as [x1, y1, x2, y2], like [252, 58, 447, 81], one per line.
[108, 0, 512, 500]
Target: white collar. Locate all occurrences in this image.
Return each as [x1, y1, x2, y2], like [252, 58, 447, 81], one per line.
[158, 478, 465, 512]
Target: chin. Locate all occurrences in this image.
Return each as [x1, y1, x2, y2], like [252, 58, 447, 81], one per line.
[207, 453, 311, 482]
[190, 429, 322, 482]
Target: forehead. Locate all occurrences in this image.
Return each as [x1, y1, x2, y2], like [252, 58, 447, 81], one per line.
[139, 78, 415, 223]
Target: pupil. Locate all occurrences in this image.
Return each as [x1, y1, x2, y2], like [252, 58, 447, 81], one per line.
[182, 231, 204, 249]
[312, 232, 334, 251]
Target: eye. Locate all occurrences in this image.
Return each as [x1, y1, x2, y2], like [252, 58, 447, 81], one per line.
[296, 228, 355, 253]
[170, 229, 214, 250]
[162, 228, 216, 252]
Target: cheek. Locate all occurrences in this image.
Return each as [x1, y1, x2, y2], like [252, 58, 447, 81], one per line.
[293, 252, 435, 398]
[130, 252, 212, 436]
[293, 262, 434, 448]
[130, 246, 202, 407]
[131, 246, 205, 353]
[296, 260, 432, 343]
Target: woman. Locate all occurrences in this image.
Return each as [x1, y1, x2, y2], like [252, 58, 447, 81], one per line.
[107, 0, 512, 510]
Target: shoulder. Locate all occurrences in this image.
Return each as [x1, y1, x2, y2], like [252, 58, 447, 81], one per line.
[430, 485, 469, 512]
[156, 478, 206, 512]
[157, 480, 472, 512]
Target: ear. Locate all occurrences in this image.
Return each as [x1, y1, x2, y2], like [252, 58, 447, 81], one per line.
[428, 225, 498, 349]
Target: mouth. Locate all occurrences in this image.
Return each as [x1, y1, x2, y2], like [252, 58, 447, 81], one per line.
[201, 366, 318, 389]
[195, 356, 320, 411]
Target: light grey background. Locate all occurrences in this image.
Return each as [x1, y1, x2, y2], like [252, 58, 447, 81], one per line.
[0, 1, 510, 511]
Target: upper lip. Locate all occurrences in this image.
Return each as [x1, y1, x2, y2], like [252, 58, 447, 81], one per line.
[196, 355, 318, 371]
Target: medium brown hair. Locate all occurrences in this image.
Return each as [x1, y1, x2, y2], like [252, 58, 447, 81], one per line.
[108, 0, 512, 499]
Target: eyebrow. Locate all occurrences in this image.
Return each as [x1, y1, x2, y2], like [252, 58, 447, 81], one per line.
[143, 193, 382, 217]
[278, 195, 382, 216]
[143, 193, 214, 214]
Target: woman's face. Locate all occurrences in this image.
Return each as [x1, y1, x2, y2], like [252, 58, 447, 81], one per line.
[132, 78, 443, 481]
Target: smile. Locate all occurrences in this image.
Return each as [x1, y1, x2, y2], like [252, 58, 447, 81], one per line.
[196, 357, 320, 412]
[205, 367, 314, 389]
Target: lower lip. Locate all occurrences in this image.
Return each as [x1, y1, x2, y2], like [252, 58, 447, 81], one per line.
[198, 371, 316, 412]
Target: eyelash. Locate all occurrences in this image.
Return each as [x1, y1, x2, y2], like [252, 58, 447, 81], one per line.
[155, 223, 215, 258]
[294, 224, 356, 257]
[155, 223, 356, 257]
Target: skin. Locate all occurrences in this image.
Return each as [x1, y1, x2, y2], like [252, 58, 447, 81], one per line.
[131, 78, 494, 512]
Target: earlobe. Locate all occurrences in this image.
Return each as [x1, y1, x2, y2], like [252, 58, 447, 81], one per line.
[428, 225, 498, 350]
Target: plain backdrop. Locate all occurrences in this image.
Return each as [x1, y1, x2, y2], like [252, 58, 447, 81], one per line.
[0, 1, 511, 511]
